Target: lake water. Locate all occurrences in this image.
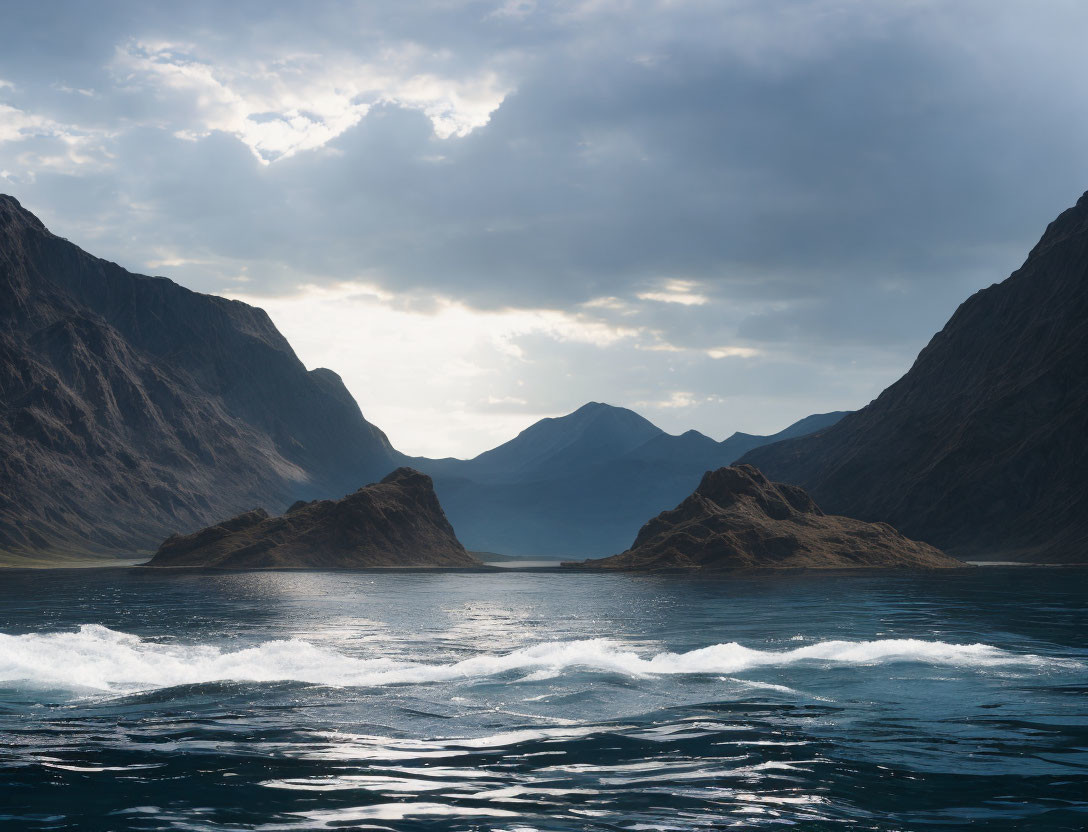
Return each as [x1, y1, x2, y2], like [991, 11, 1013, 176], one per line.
[1, 566, 1086, 831]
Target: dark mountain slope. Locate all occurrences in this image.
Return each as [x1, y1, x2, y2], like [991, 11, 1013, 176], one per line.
[741, 191, 1088, 562]
[0, 195, 396, 560]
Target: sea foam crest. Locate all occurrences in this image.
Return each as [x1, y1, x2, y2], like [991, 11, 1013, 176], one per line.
[0, 624, 1070, 694]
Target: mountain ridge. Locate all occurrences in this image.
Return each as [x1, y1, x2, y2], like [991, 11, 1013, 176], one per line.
[0, 194, 397, 560]
[740, 190, 1088, 562]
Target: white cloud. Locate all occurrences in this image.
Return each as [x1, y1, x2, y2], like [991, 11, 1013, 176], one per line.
[636, 391, 715, 410]
[52, 83, 98, 98]
[636, 279, 709, 306]
[0, 104, 113, 173]
[707, 345, 760, 359]
[488, 0, 537, 19]
[0, 104, 56, 143]
[112, 40, 512, 164]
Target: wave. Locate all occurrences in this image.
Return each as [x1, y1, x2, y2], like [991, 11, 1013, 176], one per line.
[0, 625, 1072, 694]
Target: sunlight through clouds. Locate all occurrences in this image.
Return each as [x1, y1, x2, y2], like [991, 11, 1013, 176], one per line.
[636, 279, 709, 306]
[112, 40, 511, 163]
[224, 283, 645, 455]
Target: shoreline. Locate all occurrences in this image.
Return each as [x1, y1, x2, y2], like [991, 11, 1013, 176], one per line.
[2, 560, 1084, 572]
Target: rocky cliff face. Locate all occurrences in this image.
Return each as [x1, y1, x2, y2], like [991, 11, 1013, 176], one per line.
[147, 468, 479, 568]
[569, 465, 960, 570]
[741, 191, 1088, 563]
[0, 195, 397, 561]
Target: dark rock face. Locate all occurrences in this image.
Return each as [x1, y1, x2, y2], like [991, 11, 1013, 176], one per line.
[0, 195, 397, 560]
[569, 465, 960, 570]
[148, 468, 480, 568]
[410, 404, 847, 557]
[741, 191, 1088, 563]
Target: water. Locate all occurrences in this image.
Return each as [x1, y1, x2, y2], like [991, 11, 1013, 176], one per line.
[1, 567, 1086, 831]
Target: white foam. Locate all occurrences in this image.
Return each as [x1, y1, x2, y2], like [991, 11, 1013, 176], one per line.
[0, 624, 1073, 694]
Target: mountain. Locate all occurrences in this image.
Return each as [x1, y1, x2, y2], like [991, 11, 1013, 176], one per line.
[412, 404, 848, 557]
[147, 468, 479, 569]
[716, 411, 849, 462]
[0, 195, 397, 562]
[566, 465, 960, 571]
[424, 402, 665, 483]
[741, 191, 1088, 563]
[622, 411, 848, 471]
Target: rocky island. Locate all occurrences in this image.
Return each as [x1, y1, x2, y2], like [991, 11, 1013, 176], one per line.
[146, 468, 480, 568]
[565, 465, 961, 571]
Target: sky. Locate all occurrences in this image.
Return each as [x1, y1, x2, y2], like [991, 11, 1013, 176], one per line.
[2, 0, 1087, 458]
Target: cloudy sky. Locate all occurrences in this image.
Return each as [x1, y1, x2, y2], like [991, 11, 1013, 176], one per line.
[2, 0, 1087, 457]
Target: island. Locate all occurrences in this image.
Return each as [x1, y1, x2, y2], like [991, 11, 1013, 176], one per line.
[146, 468, 481, 568]
[564, 464, 962, 571]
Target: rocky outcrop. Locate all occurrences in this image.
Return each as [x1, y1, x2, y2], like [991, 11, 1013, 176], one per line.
[741, 191, 1088, 563]
[147, 468, 480, 568]
[0, 194, 398, 561]
[566, 465, 961, 570]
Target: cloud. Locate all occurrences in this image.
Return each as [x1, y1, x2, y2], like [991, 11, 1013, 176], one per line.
[2, 0, 1088, 454]
[636, 279, 709, 306]
[707, 346, 760, 359]
[111, 38, 511, 163]
[0, 103, 55, 143]
[0, 101, 115, 176]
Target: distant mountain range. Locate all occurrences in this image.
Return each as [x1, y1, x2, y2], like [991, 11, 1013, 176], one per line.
[407, 404, 847, 557]
[0, 195, 397, 561]
[742, 190, 1088, 563]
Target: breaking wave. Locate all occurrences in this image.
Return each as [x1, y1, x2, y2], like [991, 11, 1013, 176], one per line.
[0, 625, 1071, 694]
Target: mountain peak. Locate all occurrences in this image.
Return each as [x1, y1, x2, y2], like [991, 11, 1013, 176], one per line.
[466, 402, 663, 479]
[379, 466, 432, 488]
[569, 401, 634, 419]
[1027, 188, 1088, 260]
[0, 194, 47, 234]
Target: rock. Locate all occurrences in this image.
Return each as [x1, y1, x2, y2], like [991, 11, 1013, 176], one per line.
[740, 190, 1088, 563]
[147, 468, 481, 568]
[565, 465, 962, 570]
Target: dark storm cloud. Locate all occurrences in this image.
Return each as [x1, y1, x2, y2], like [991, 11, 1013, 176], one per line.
[2, 0, 1088, 449]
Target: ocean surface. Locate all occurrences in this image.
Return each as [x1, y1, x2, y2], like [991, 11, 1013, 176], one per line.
[1, 566, 1086, 831]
